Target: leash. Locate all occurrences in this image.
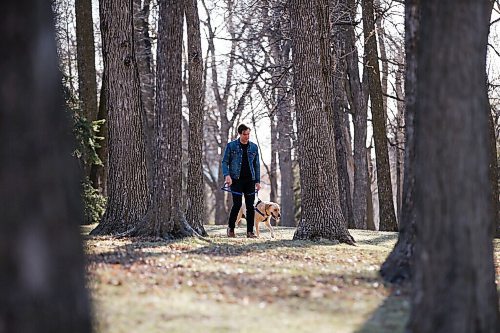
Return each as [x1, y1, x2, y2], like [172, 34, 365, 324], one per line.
[221, 183, 267, 217]
[220, 183, 258, 196]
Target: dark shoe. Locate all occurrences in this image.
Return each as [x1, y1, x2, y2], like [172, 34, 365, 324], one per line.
[246, 232, 257, 238]
[227, 227, 235, 238]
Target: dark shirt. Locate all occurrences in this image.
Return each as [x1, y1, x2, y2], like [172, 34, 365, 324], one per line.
[240, 142, 251, 180]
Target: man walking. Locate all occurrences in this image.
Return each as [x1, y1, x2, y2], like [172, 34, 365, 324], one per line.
[222, 124, 261, 238]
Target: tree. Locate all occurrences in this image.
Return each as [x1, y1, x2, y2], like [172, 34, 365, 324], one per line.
[0, 1, 91, 331]
[330, 0, 355, 229]
[362, 0, 398, 231]
[290, 0, 354, 244]
[133, 0, 155, 192]
[133, 0, 197, 238]
[185, 0, 207, 236]
[91, 0, 149, 235]
[380, 0, 419, 283]
[408, 1, 499, 331]
[261, 0, 295, 227]
[75, 0, 98, 178]
[343, 0, 370, 230]
[489, 111, 500, 237]
[201, 0, 247, 225]
[90, 72, 109, 194]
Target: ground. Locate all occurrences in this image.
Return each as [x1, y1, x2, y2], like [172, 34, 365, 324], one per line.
[83, 225, 500, 333]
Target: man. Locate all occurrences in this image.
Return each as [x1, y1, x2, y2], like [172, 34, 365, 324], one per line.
[222, 124, 261, 238]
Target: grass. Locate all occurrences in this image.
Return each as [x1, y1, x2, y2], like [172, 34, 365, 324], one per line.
[83, 225, 500, 333]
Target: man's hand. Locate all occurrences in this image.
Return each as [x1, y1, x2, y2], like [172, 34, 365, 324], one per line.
[255, 182, 261, 191]
[225, 175, 232, 186]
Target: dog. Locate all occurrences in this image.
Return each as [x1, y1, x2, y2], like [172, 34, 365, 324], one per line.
[236, 200, 281, 238]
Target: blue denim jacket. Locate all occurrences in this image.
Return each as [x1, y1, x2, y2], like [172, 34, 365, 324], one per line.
[222, 139, 260, 182]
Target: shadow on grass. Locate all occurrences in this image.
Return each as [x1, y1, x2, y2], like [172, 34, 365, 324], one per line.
[85, 228, 325, 265]
[354, 287, 410, 333]
[355, 233, 399, 247]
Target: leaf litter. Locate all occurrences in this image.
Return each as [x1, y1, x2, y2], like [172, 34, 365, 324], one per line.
[84, 225, 500, 333]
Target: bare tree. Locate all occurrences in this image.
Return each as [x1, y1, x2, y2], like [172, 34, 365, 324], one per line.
[291, 0, 355, 244]
[343, 0, 370, 229]
[201, 0, 248, 225]
[91, 0, 149, 235]
[134, 0, 155, 191]
[0, 1, 91, 331]
[489, 111, 500, 237]
[259, 0, 295, 226]
[90, 72, 109, 194]
[185, 0, 207, 236]
[330, 0, 355, 229]
[133, 0, 197, 238]
[380, 0, 418, 283]
[408, 1, 499, 331]
[362, 0, 397, 231]
[75, 0, 98, 178]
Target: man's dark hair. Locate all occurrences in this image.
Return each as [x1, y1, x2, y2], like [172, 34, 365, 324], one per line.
[237, 124, 251, 134]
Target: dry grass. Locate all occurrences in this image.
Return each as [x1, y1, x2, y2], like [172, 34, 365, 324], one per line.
[83, 225, 500, 333]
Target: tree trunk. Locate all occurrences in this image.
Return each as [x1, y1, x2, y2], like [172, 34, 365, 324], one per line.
[291, 0, 354, 244]
[346, 0, 369, 230]
[201, 0, 238, 226]
[270, 116, 278, 204]
[331, 0, 355, 229]
[133, 0, 154, 133]
[394, 49, 404, 221]
[362, 0, 397, 231]
[266, 0, 295, 227]
[0, 2, 91, 331]
[380, 0, 418, 284]
[91, 0, 149, 235]
[374, 0, 388, 122]
[75, 0, 98, 178]
[489, 112, 500, 238]
[366, 148, 376, 230]
[409, 1, 499, 332]
[90, 75, 109, 195]
[185, 0, 207, 236]
[133, 0, 155, 193]
[134, 0, 195, 238]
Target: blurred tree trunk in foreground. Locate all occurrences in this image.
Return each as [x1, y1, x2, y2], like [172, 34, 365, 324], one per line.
[0, 2, 92, 331]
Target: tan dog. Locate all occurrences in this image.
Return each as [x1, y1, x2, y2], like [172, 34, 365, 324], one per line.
[236, 200, 281, 238]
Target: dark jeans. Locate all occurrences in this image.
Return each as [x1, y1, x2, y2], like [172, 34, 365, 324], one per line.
[228, 178, 255, 233]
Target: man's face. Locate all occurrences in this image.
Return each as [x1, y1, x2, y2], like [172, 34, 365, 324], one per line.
[239, 129, 250, 144]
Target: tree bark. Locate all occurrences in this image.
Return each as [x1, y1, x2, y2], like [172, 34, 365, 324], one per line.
[380, 0, 418, 284]
[0, 2, 91, 331]
[408, 1, 499, 332]
[362, 0, 397, 231]
[134, 0, 195, 238]
[366, 148, 376, 230]
[489, 111, 500, 238]
[394, 48, 405, 221]
[75, 0, 98, 178]
[90, 74, 109, 195]
[374, 0, 388, 122]
[265, 0, 295, 227]
[133, 0, 154, 133]
[291, 0, 354, 244]
[185, 0, 207, 236]
[330, 0, 355, 229]
[91, 0, 149, 235]
[270, 116, 278, 204]
[133, 0, 155, 193]
[345, 0, 369, 230]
